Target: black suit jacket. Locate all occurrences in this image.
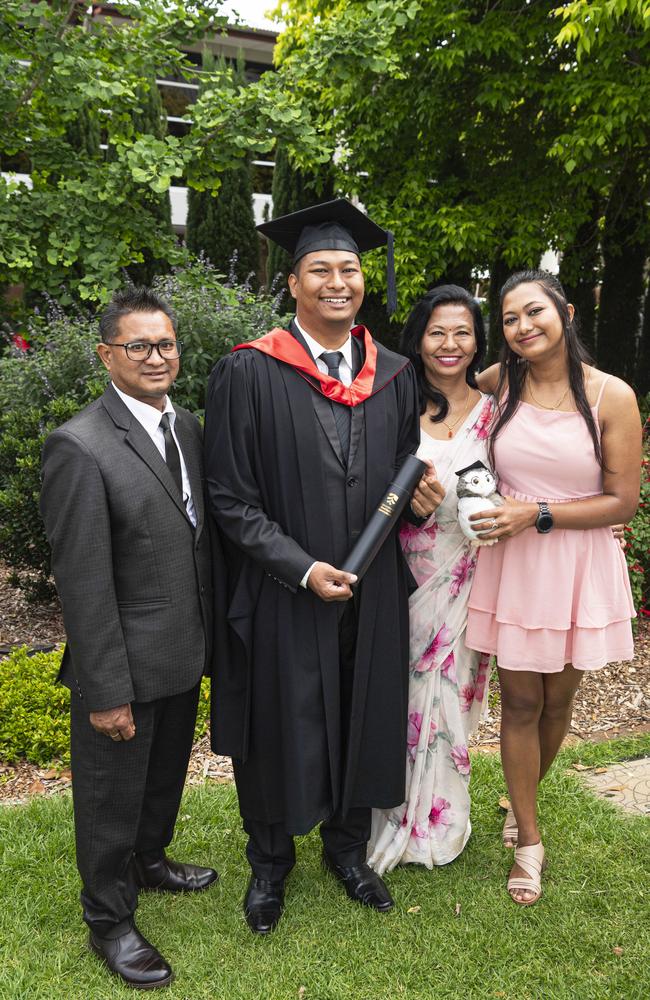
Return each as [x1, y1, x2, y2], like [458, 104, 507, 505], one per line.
[40, 385, 217, 712]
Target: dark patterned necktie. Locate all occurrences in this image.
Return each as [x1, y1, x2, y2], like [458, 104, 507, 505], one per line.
[159, 413, 183, 496]
[321, 350, 351, 458]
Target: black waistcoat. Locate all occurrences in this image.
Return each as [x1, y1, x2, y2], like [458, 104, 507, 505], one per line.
[298, 330, 368, 567]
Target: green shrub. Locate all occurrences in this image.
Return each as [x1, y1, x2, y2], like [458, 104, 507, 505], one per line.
[195, 676, 210, 741]
[154, 258, 289, 415]
[626, 453, 650, 620]
[0, 313, 107, 599]
[0, 647, 70, 765]
[0, 645, 211, 766]
[0, 263, 290, 598]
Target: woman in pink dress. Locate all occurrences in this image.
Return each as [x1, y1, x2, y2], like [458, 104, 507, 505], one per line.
[467, 270, 641, 906]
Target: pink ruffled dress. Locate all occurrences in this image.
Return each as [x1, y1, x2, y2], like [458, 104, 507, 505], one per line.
[465, 379, 635, 672]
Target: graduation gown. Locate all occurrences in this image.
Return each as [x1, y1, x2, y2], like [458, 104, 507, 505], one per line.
[204, 325, 420, 835]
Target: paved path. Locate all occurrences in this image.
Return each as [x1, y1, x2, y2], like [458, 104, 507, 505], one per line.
[580, 756, 650, 816]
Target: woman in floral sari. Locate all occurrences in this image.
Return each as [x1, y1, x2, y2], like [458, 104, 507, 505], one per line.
[369, 285, 492, 873]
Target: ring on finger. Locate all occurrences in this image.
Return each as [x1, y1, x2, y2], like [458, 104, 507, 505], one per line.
[110, 732, 121, 741]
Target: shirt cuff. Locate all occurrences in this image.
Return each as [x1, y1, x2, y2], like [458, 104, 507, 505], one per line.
[300, 562, 317, 589]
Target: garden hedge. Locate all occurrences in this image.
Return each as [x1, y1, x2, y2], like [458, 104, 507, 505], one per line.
[0, 646, 210, 766]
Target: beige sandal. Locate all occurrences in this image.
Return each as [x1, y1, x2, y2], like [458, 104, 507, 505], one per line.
[502, 807, 518, 848]
[507, 842, 546, 906]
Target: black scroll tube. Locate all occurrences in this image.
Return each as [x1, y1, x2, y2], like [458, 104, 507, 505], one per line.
[341, 454, 427, 581]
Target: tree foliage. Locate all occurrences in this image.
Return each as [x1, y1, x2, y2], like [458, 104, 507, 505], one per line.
[550, 0, 650, 381]
[275, 1, 568, 310]
[0, 1, 328, 304]
[275, 0, 650, 385]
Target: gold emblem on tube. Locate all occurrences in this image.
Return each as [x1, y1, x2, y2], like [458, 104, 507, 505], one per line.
[378, 489, 403, 517]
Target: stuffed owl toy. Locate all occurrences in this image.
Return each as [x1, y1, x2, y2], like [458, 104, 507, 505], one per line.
[455, 460, 504, 547]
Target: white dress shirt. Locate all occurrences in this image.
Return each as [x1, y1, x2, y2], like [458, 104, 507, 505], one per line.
[293, 321, 355, 587]
[112, 383, 197, 527]
[294, 318, 354, 387]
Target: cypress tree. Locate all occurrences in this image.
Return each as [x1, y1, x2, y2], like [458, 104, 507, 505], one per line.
[266, 142, 334, 295]
[65, 106, 101, 159]
[186, 50, 216, 267]
[185, 182, 218, 263]
[186, 53, 259, 285]
[127, 75, 173, 287]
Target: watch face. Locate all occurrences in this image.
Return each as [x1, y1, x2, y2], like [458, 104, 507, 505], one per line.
[537, 513, 553, 533]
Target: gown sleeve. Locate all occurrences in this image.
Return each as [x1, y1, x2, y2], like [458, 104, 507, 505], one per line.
[204, 352, 314, 592]
[395, 362, 426, 526]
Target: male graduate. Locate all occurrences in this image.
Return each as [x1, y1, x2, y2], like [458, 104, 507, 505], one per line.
[204, 200, 441, 934]
[40, 288, 221, 989]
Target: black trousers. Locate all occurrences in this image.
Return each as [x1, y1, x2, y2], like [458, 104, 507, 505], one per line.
[243, 602, 371, 882]
[70, 682, 200, 937]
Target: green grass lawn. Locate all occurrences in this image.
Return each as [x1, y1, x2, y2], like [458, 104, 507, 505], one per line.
[1, 738, 648, 1000]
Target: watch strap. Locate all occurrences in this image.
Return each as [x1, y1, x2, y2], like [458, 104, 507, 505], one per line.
[535, 501, 553, 533]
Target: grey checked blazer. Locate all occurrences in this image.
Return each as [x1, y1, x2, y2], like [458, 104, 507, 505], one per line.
[40, 385, 215, 712]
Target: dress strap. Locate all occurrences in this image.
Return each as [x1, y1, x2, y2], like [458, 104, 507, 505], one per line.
[593, 375, 611, 412]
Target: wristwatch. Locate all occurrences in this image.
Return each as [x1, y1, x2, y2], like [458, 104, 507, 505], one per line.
[535, 502, 553, 533]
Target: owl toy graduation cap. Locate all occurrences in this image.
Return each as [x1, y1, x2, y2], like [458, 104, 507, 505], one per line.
[455, 460, 504, 547]
[257, 198, 397, 314]
[455, 460, 491, 481]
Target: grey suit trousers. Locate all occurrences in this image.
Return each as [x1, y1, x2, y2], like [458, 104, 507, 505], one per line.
[70, 682, 200, 937]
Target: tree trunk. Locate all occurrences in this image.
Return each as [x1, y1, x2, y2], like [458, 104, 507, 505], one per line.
[597, 168, 647, 382]
[427, 261, 473, 290]
[637, 271, 650, 397]
[558, 198, 600, 358]
[486, 253, 511, 363]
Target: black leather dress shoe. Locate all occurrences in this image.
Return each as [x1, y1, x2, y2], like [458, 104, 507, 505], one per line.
[89, 924, 173, 990]
[243, 876, 285, 935]
[322, 852, 394, 912]
[134, 854, 219, 893]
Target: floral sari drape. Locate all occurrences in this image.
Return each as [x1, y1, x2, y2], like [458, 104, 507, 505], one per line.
[368, 396, 493, 873]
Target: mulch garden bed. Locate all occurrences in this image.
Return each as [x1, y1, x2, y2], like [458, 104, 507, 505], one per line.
[2, 561, 648, 803]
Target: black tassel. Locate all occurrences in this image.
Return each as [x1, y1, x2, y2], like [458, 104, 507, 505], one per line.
[386, 230, 397, 316]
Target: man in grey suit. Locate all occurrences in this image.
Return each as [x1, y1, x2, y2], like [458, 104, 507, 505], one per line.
[40, 287, 219, 990]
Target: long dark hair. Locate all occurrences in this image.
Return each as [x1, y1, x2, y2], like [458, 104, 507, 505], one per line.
[399, 285, 487, 422]
[489, 270, 602, 467]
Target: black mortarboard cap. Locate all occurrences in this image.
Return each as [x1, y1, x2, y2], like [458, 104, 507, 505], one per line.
[455, 461, 490, 477]
[257, 198, 397, 314]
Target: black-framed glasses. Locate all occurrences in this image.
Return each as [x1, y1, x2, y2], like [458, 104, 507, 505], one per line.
[110, 340, 183, 361]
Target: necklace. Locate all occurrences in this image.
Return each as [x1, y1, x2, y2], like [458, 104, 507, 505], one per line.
[436, 384, 472, 438]
[526, 375, 571, 411]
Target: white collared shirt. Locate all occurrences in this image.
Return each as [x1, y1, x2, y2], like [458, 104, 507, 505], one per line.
[294, 317, 354, 387]
[112, 383, 197, 527]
